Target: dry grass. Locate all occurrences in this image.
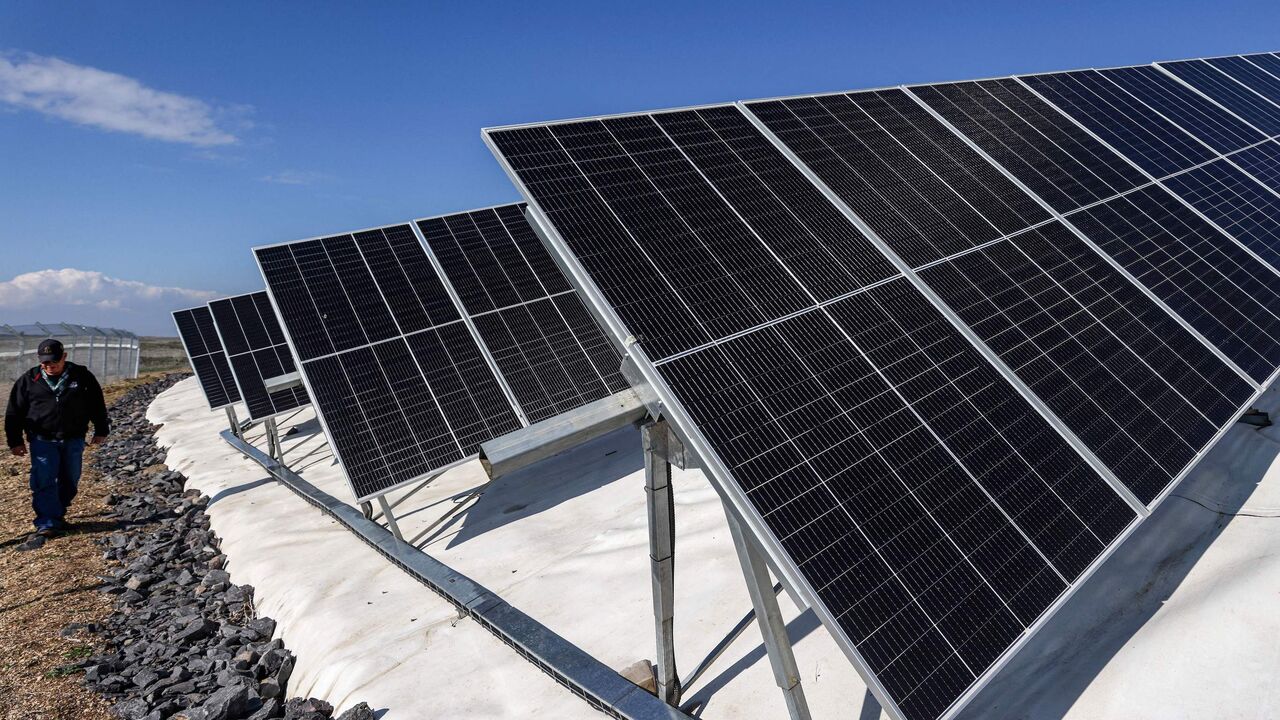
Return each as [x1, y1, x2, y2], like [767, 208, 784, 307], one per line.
[0, 372, 175, 720]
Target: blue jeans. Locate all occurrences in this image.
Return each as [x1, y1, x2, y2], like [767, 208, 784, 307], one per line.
[29, 437, 85, 531]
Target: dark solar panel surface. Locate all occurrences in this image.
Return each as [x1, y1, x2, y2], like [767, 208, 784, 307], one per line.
[255, 225, 521, 499]
[1068, 186, 1280, 383]
[1158, 60, 1280, 136]
[917, 222, 1253, 505]
[1230, 140, 1280, 192]
[208, 292, 310, 421]
[1021, 71, 1216, 176]
[1205, 55, 1280, 107]
[418, 204, 629, 423]
[1097, 65, 1264, 154]
[909, 79, 1146, 213]
[486, 108, 898, 360]
[746, 90, 1049, 267]
[1162, 159, 1280, 272]
[173, 306, 241, 410]
[488, 105, 1145, 720]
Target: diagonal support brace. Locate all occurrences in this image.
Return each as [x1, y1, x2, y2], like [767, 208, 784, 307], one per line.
[724, 505, 812, 720]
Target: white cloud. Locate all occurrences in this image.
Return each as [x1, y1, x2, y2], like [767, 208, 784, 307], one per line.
[0, 269, 218, 335]
[0, 50, 244, 146]
[260, 169, 333, 185]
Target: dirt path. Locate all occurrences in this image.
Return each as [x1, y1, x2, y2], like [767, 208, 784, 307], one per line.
[0, 373, 181, 720]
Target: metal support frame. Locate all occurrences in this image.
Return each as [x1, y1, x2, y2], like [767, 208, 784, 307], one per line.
[642, 419, 682, 705]
[225, 406, 242, 440]
[724, 507, 812, 720]
[220, 429, 690, 720]
[376, 495, 406, 542]
[263, 417, 284, 464]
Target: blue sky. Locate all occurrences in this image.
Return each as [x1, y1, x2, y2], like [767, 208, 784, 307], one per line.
[2, 0, 1279, 334]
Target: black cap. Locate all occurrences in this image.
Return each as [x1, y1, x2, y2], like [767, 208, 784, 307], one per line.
[37, 339, 64, 363]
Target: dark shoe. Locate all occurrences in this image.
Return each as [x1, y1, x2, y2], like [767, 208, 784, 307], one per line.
[16, 534, 47, 551]
[35, 527, 60, 538]
[54, 519, 73, 533]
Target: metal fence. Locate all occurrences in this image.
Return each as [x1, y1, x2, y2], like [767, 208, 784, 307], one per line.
[1, 323, 140, 383]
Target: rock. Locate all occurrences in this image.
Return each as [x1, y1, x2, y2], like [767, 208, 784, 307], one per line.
[274, 655, 294, 687]
[176, 617, 217, 644]
[194, 685, 250, 720]
[334, 703, 374, 720]
[109, 697, 151, 719]
[79, 375, 370, 720]
[619, 659, 657, 694]
[283, 698, 333, 718]
[258, 678, 281, 700]
[132, 667, 160, 689]
[247, 699, 282, 720]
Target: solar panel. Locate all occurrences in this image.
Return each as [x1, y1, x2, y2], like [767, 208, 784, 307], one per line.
[1162, 158, 1280, 272]
[1157, 60, 1280, 136]
[415, 204, 630, 423]
[485, 51, 1280, 720]
[207, 291, 310, 421]
[254, 224, 521, 500]
[1096, 65, 1264, 154]
[1020, 71, 1216, 176]
[908, 79, 1146, 213]
[172, 306, 241, 411]
[486, 105, 1143, 720]
[1066, 185, 1280, 384]
[1204, 55, 1280, 107]
[255, 209, 632, 500]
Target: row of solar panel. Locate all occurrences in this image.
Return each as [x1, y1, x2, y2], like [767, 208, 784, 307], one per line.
[176, 205, 630, 500]
[484, 52, 1280, 720]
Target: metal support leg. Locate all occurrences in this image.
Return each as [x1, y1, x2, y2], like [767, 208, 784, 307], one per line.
[225, 406, 242, 440]
[376, 495, 405, 543]
[642, 420, 680, 704]
[264, 417, 283, 464]
[724, 506, 812, 720]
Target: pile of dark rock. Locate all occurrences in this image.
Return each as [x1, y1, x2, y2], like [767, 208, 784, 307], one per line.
[64, 375, 373, 720]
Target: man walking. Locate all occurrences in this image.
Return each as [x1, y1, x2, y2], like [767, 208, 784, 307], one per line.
[6, 339, 109, 550]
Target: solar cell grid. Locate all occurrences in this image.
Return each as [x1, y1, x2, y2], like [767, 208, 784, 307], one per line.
[909, 79, 1146, 213]
[1162, 159, 1280, 272]
[1230, 140, 1280, 192]
[653, 105, 898, 301]
[1157, 60, 1280, 136]
[1021, 71, 1216, 176]
[1068, 186, 1280, 383]
[1098, 65, 1264, 154]
[662, 303, 1042, 720]
[917, 222, 1251, 505]
[208, 292, 310, 421]
[486, 109, 902, 360]
[747, 92, 1045, 267]
[416, 204, 630, 423]
[172, 306, 241, 410]
[1246, 53, 1280, 86]
[1206, 55, 1280, 107]
[256, 226, 524, 500]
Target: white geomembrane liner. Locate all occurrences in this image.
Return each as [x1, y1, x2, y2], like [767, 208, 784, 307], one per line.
[150, 377, 1280, 718]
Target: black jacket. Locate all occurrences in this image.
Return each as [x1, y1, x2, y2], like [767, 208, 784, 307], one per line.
[5, 362, 109, 447]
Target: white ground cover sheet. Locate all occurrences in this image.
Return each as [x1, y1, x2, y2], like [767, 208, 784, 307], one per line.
[149, 377, 1280, 719]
